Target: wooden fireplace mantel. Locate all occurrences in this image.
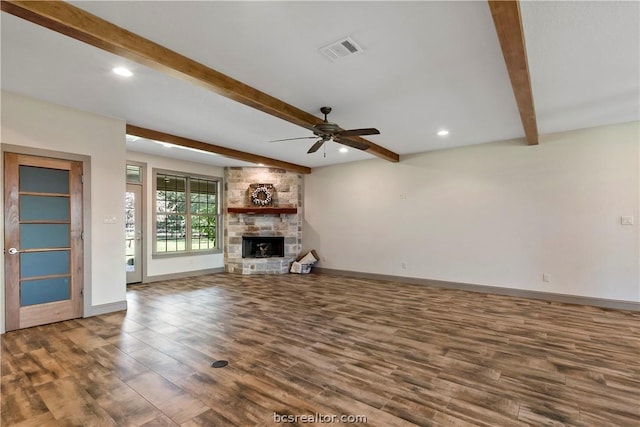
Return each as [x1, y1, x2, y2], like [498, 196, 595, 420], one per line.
[227, 206, 298, 215]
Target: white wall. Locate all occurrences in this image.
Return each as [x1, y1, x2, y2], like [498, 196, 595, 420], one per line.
[1, 91, 127, 332]
[125, 151, 224, 278]
[304, 122, 640, 302]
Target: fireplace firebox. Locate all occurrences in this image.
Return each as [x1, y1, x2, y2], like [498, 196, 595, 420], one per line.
[242, 236, 285, 258]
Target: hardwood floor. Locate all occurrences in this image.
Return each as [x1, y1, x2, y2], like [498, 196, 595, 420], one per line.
[1, 273, 639, 426]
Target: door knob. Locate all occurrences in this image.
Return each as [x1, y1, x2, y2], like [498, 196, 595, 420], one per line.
[8, 248, 18, 255]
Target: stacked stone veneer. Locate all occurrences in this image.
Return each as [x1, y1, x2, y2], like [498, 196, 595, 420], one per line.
[224, 167, 302, 274]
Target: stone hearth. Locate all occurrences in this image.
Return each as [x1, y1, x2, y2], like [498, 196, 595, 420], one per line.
[224, 167, 302, 274]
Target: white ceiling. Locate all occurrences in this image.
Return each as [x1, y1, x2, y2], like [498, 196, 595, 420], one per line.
[1, 1, 638, 169]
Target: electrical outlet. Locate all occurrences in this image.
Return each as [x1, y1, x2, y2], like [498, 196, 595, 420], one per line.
[542, 273, 550, 283]
[621, 216, 634, 225]
[399, 193, 407, 200]
[401, 262, 408, 269]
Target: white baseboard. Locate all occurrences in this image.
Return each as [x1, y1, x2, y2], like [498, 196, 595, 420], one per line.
[313, 268, 640, 312]
[142, 267, 225, 283]
[89, 300, 128, 316]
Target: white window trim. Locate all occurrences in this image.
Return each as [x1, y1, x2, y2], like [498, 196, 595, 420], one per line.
[152, 168, 223, 258]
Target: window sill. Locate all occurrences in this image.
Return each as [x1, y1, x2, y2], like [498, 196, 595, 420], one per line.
[152, 249, 222, 259]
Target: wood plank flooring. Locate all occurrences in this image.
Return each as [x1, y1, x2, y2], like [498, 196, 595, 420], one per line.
[1, 273, 639, 426]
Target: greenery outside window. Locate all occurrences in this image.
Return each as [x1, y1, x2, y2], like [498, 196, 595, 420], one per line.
[154, 170, 221, 256]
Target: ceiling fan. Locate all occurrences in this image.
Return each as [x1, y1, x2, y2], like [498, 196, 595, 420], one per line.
[270, 106, 380, 154]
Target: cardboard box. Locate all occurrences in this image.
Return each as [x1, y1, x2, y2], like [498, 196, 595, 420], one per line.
[296, 250, 319, 263]
[290, 250, 319, 274]
[290, 261, 312, 274]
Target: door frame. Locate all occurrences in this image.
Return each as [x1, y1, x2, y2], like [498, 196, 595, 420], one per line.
[1, 144, 92, 333]
[4, 153, 83, 330]
[126, 160, 146, 284]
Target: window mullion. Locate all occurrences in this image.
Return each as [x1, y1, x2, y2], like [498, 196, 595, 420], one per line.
[185, 177, 192, 251]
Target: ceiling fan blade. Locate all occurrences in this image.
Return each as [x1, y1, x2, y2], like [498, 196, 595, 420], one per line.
[335, 128, 380, 137]
[269, 136, 318, 142]
[333, 137, 370, 151]
[307, 139, 325, 153]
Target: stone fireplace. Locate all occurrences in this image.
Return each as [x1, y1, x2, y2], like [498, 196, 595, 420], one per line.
[224, 167, 302, 274]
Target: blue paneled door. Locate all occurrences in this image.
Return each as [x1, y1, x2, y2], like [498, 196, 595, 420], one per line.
[4, 153, 83, 331]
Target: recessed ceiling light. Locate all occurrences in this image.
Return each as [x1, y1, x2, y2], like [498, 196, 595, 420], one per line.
[162, 143, 172, 148]
[258, 163, 265, 166]
[112, 67, 133, 77]
[437, 129, 449, 136]
[339, 147, 349, 153]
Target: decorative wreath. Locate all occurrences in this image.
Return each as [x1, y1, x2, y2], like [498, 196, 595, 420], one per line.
[251, 185, 273, 206]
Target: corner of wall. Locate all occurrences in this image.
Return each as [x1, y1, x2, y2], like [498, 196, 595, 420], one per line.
[0, 144, 4, 334]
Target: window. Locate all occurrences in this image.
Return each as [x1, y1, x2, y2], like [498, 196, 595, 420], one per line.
[126, 164, 143, 184]
[154, 170, 221, 255]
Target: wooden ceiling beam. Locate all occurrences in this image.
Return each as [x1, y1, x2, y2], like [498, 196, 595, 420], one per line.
[1, 0, 400, 162]
[488, 0, 539, 145]
[126, 125, 311, 175]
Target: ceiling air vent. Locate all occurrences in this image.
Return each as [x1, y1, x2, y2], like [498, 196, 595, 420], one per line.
[320, 36, 363, 62]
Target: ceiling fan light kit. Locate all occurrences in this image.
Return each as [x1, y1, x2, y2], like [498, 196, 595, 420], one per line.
[270, 106, 380, 155]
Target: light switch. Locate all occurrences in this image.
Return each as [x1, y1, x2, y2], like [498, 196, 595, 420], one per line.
[103, 215, 117, 224]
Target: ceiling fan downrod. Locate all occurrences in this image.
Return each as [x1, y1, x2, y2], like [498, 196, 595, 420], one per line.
[320, 106, 332, 122]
